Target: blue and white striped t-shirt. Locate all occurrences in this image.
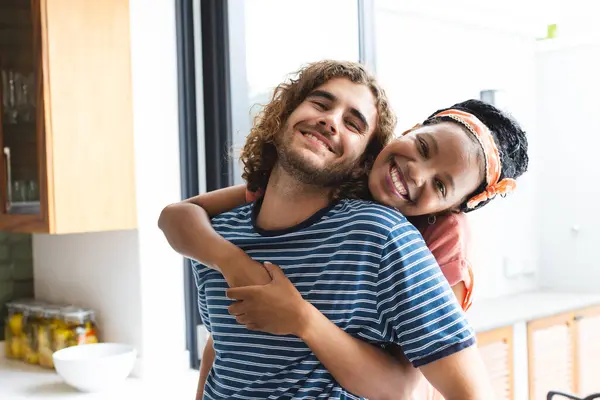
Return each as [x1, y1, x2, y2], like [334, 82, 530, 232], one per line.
[192, 199, 475, 399]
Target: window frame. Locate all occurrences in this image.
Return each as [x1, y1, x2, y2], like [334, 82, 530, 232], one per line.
[176, 0, 374, 369]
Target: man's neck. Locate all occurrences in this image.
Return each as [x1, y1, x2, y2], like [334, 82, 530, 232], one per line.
[256, 165, 333, 231]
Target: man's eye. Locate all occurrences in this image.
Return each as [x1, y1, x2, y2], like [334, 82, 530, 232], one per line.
[346, 120, 360, 132]
[313, 102, 327, 109]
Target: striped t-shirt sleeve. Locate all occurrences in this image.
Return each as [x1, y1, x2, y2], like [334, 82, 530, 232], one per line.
[191, 261, 212, 333]
[376, 223, 476, 367]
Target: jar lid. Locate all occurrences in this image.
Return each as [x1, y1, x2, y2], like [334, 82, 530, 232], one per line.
[60, 306, 94, 322]
[7, 298, 43, 309]
[27, 304, 46, 314]
[42, 306, 62, 318]
[6, 301, 26, 312]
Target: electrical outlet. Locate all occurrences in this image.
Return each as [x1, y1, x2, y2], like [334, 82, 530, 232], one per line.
[521, 260, 537, 276]
[503, 256, 523, 279]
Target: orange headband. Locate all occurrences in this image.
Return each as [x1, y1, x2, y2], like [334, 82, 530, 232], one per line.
[433, 109, 516, 209]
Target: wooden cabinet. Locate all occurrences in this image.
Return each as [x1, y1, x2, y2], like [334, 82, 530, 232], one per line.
[478, 326, 514, 400]
[527, 312, 576, 400]
[0, 0, 136, 234]
[575, 306, 600, 395]
[527, 307, 600, 400]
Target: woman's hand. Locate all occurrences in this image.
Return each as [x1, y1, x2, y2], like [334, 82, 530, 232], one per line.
[226, 262, 314, 336]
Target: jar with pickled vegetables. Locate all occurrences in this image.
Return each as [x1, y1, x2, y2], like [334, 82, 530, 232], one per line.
[54, 307, 99, 351]
[22, 303, 45, 364]
[38, 306, 62, 368]
[4, 301, 27, 359]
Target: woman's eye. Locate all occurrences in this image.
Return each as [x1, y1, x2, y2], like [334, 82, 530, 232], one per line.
[313, 102, 327, 109]
[418, 137, 429, 157]
[435, 179, 446, 197]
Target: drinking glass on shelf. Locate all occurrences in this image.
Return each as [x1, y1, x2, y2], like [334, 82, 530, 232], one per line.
[14, 73, 24, 107]
[1, 70, 7, 113]
[15, 72, 30, 123]
[26, 72, 36, 117]
[0, 69, 34, 124]
[26, 181, 39, 202]
[1, 69, 14, 123]
[12, 181, 25, 203]
[7, 70, 18, 124]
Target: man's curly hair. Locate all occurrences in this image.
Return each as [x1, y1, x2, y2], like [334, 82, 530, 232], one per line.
[240, 60, 397, 200]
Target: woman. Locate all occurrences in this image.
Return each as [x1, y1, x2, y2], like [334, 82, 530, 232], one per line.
[159, 99, 528, 399]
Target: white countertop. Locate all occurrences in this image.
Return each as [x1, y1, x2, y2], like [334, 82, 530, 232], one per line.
[0, 356, 198, 400]
[467, 290, 600, 332]
[3, 290, 599, 398]
[536, 35, 600, 53]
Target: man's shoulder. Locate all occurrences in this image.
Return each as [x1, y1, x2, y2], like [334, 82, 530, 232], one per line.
[210, 203, 255, 237]
[212, 202, 254, 222]
[334, 199, 416, 235]
[336, 199, 404, 220]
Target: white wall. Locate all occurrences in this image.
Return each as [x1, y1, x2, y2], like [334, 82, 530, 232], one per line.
[33, 0, 188, 379]
[374, 0, 540, 299]
[536, 40, 600, 292]
[33, 231, 142, 355]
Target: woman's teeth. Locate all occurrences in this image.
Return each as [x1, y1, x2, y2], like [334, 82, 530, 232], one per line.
[304, 133, 331, 151]
[390, 166, 408, 197]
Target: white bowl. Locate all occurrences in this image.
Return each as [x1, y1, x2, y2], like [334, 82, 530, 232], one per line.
[53, 343, 136, 392]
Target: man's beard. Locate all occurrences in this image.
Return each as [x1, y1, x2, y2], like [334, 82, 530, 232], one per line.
[274, 128, 360, 188]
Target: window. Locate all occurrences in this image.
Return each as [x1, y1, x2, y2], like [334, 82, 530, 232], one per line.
[229, 0, 361, 183]
[176, 0, 366, 368]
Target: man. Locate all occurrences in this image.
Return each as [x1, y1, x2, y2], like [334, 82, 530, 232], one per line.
[159, 60, 493, 399]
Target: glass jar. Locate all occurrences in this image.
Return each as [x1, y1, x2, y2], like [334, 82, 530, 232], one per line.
[54, 307, 99, 351]
[22, 303, 44, 364]
[4, 301, 26, 359]
[38, 306, 62, 368]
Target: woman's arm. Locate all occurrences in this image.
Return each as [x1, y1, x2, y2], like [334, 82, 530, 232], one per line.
[158, 184, 246, 262]
[300, 302, 421, 400]
[227, 263, 422, 400]
[196, 336, 215, 400]
[452, 282, 467, 306]
[180, 184, 248, 217]
[298, 281, 471, 400]
[158, 184, 270, 287]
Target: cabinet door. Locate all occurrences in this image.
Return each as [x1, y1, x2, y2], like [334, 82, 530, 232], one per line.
[528, 313, 576, 400]
[478, 326, 514, 400]
[0, 0, 48, 232]
[40, 0, 136, 234]
[0, 0, 136, 234]
[576, 306, 600, 395]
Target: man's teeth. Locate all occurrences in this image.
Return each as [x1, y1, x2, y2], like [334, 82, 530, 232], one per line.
[304, 133, 330, 150]
[390, 167, 408, 196]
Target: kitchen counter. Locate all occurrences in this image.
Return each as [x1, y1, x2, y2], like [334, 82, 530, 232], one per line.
[0, 354, 198, 400]
[467, 290, 600, 332]
[3, 290, 600, 398]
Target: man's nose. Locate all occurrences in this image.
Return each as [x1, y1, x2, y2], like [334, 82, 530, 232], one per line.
[317, 110, 342, 135]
